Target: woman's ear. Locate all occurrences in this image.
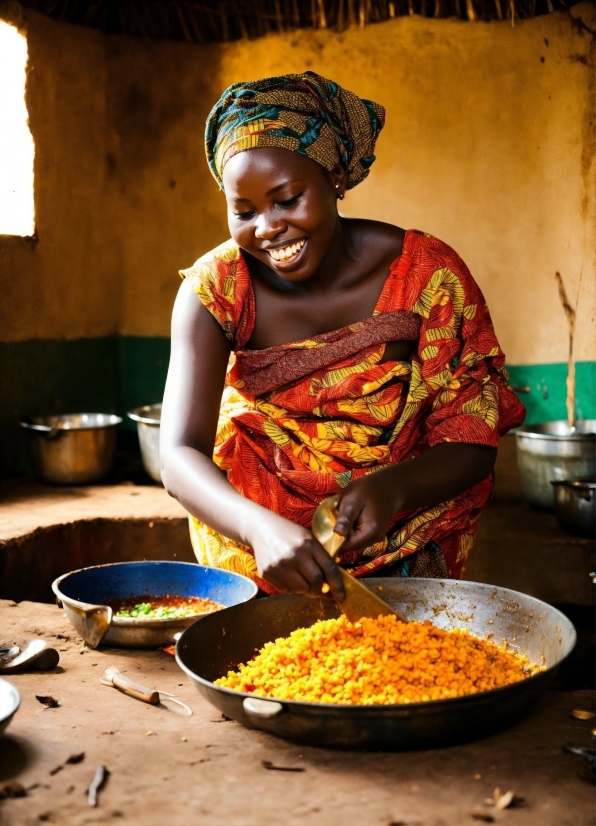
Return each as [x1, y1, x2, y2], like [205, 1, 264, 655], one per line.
[328, 163, 347, 200]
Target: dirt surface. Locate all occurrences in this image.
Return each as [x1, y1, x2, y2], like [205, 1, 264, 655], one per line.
[0, 599, 594, 826]
[0, 479, 186, 544]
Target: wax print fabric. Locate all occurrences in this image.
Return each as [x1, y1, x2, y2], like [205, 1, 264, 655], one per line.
[180, 230, 525, 592]
[205, 72, 385, 190]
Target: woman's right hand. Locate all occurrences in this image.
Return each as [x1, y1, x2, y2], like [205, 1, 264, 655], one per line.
[248, 511, 345, 602]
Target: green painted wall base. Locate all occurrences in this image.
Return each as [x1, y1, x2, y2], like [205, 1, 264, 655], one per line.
[507, 362, 595, 425]
[0, 335, 594, 475]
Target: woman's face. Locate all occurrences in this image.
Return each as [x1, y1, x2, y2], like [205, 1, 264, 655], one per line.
[222, 147, 345, 283]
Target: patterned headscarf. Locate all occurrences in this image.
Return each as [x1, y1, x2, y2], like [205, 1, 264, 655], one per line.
[205, 72, 385, 191]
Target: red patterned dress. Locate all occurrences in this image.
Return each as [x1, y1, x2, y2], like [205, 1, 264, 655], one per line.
[180, 230, 525, 592]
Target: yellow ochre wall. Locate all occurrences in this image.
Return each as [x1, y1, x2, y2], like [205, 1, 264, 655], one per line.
[0, 4, 594, 469]
[0, 5, 593, 362]
[113, 4, 595, 366]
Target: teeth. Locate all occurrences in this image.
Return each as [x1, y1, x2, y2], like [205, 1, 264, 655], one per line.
[268, 239, 305, 262]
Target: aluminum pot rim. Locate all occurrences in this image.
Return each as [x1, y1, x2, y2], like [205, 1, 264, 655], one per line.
[512, 421, 596, 442]
[551, 477, 596, 489]
[127, 403, 162, 426]
[175, 583, 576, 715]
[52, 560, 257, 630]
[20, 413, 122, 431]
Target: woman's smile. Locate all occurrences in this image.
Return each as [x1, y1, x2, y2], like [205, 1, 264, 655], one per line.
[264, 238, 307, 267]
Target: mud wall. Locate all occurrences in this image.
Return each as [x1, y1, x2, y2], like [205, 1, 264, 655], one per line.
[0, 5, 594, 473]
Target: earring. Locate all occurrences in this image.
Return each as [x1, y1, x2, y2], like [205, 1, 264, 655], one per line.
[338, 193, 345, 200]
[335, 184, 345, 200]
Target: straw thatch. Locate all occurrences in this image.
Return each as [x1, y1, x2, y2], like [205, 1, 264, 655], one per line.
[18, 0, 575, 42]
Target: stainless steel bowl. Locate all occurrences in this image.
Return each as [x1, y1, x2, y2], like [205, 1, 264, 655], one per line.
[513, 420, 596, 509]
[127, 404, 162, 484]
[20, 413, 122, 485]
[551, 477, 596, 538]
[0, 678, 21, 736]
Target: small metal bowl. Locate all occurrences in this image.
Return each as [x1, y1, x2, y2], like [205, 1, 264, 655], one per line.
[0, 678, 21, 736]
[551, 477, 595, 538]
[20, 413, 122, 485]
[52, 561, 258, 649]
[127, 404, 162, 484]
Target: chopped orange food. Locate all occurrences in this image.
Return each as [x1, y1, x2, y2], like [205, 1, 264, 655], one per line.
[215, 615, 544, 705]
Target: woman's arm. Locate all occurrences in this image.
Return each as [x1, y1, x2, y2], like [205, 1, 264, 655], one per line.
[160, 279, 344, 599]
[333, 443, 497, 551]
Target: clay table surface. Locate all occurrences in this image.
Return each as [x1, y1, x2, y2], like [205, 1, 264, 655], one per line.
[0, 600, 594, 826]
[0, 479, 186, 544]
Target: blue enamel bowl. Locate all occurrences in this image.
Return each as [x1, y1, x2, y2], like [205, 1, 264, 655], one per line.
[52, 561, 258, 648]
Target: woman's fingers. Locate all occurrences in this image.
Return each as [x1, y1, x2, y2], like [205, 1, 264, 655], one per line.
[333, 495, 363, 537]
[311, 543, 346, 603]
[340, 519, 383, 552]
[263, 562, 310, 595]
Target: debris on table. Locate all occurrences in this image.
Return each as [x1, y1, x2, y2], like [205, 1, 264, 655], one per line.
[564, 741, 596, 782]
[483, 788, 524, 810]
[50, 752, 86, 775]
[470, 812, 494, 823]
[0, 781, 27, 799]
[87, 765, 110, 807]
[261, 760, 305, 772]
[36, 695, 60, 708]
[101, 667, 192, 715]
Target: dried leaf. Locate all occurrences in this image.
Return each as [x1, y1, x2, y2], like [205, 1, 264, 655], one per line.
[571, 709, 595, 721]
[36, 695, 59, 708]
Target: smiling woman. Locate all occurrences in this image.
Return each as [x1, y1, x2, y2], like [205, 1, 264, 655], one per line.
[0, 19, 34, 237]
[159, 72, 525, 598]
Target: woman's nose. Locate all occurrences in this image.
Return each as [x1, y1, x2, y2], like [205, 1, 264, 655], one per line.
[254, 211, 286, 239]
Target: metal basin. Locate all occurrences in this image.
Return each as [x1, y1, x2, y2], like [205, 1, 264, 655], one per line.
[20, 413, 122, 485]
[127, 404, 162, 484]
[552, 477, 596, 538]
[0, 678, 20, 736]
[52, 561, 257, 649]
[513, 420, 596, 509]
[176, 578, 576, 751]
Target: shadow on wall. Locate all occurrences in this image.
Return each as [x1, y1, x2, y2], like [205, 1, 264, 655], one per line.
[0, 335, 169, 477]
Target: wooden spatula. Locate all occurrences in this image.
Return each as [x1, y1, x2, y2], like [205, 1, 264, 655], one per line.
[311, 495, 408, 623]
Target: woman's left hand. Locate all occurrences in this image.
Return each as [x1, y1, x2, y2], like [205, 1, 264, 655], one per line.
[332, 470, 403, 552]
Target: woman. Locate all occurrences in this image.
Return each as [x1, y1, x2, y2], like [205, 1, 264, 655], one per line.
[160, 72, 525, 601]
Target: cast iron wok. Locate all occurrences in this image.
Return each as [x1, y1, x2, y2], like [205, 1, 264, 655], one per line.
[176, 578, 576, 750]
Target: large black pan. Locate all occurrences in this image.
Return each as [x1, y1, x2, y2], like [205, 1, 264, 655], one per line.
[175, 578, 576, 750]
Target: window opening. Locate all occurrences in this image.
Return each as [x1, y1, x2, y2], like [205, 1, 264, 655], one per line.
[0, 19, 35, 237]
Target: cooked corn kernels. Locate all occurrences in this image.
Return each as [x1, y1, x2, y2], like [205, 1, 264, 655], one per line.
[215, 615, 543, 705]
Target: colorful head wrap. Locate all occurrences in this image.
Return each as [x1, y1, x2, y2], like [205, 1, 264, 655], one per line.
[205, 72, 385, 191]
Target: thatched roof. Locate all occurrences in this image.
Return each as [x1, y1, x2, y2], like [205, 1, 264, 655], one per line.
[18, 0, 574, 42]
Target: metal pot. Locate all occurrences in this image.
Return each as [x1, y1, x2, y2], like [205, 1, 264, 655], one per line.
[512, 420, 596, 509]
[20, 413, 122, 485]
[551, 477, 596, 538]
[176, 578, 576, 751]
[127, 404, 162, 484]
[0, 678, 20, 736]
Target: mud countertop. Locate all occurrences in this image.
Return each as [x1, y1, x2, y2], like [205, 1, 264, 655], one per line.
[0, 599, 594, 826]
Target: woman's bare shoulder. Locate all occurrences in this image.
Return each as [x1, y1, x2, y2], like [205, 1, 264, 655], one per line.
[345, 217, 406, 263]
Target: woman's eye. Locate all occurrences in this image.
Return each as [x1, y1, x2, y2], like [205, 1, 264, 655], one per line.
[234, 210, 255, 220]
[278, 194, 302, 209]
